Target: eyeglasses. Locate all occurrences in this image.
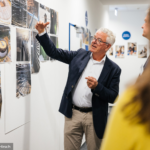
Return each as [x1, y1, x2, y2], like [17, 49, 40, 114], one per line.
[91, 36, 109, 45]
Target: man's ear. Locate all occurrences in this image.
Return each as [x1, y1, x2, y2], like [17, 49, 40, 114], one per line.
[105, 44, 111, 52]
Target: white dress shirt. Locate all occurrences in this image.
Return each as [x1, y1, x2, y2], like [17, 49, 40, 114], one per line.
[39, 30, 46, 36]
[38, 30, 106, 108]
[72, 54, 106, 108]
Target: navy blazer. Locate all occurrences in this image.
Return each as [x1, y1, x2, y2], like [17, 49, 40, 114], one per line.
[36, 33, 121, 139]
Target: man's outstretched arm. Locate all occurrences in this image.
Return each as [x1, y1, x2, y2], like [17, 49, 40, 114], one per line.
[35, 21, 78, 64]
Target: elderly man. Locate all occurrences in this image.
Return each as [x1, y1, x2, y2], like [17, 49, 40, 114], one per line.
[35, 22, 121, 150]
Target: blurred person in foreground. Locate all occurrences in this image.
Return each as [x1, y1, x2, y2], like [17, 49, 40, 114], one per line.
[101, 8, 150, 150]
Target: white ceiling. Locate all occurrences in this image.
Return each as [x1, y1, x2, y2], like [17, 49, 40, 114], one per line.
[99, 0, 150, 5]
[109, 4, 149, 11]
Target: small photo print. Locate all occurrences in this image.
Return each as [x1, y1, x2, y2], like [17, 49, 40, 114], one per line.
[108, 47, 113, 56]
[16, 64, 31, 98]
[84, 28, 89, 45]
[0, 0, 11, 25]
[16, 28, 31, 61]
[138, 45, 147, 58]
[39, 4, 50, 34]
[115, 45, 125, 58]
[31, 31, 40, 73]
[39, 45, 49, 61]
[49, 36, 59, 61]
[27, 0, 39, 30]
[127, 42, 137, 56]
[0, 25, 11, 63]
[50, 9, 58, 35]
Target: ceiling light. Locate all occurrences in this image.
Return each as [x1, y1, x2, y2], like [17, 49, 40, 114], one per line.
[115, 8, 118, 16]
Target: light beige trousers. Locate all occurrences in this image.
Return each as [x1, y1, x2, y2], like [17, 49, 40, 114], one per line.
[64, 108, 102, 150]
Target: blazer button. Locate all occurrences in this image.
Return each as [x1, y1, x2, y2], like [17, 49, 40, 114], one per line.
[72, 85, 74, 88]
[66, 97, 68, 99]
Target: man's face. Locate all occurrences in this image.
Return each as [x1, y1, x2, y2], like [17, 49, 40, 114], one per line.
[90, 31, 110, 54]
[142, 14, 150, 40]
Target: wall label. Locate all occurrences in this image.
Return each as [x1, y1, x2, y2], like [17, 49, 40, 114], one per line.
[122, 31, 131, 40]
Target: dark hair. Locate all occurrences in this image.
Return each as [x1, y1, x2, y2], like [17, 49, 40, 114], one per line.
[122, 7, 150, 132]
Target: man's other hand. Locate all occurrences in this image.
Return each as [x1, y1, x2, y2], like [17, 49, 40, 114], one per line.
[35, 21, 50, 34]
[85, 76, 98, 89]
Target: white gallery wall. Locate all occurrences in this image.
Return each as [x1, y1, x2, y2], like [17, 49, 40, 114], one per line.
[1, 1, 149, 150]
[0, 0, 109, 150]
[107, 9, 149, 95]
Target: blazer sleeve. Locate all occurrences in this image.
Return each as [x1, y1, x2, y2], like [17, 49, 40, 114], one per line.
[92, 68, 121, 104]
[36, 33, 78, 64]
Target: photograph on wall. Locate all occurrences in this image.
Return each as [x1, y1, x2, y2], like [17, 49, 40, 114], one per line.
[31, 31, 40, 73]
[0, 0, 11, 25]
[16, 28, 31, 61]
[0, 66, 2, 117]
[12, 0, 27, 28]
[138, 45, 147, 58]
[31, 32, 40, 73]
[76, 27, 82, 38]
[39, 45, 49, 61]
[16, 64, 31, 98]
[89, 31, 91, 45]
[80, 27, 85, 49]
[50, 36, 58, 60]
[0, 25, 11, 63]
[115, 45, 125, 58]
[27, 0, 39, 30]
[39, 4, 50, 34]
[108, 47, 113, 56]
[50, 36, 59, 48]
[127, 42, 137, 56]
[84, 28, 89, 45]
[50, 9, 58, 35]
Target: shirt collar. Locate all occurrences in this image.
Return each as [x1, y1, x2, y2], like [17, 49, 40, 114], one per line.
[90, 53, 106, 64]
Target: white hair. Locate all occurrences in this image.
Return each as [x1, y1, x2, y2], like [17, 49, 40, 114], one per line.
[96, 28, 116, 46]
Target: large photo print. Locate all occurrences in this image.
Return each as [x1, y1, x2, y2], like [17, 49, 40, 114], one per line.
[0, 0, 11, 25]
[12, 0, 27, 28]
[27, 0, 39, 30]
[16, 28, 31, 61]
[0, 25, 11, 63]
[16, 64, 31, 98]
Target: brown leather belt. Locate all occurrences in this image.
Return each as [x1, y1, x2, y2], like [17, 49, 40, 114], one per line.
[72, 104, 92, 113]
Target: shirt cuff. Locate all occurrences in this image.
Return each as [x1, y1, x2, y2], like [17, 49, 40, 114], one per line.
[39, 30, 46, 36]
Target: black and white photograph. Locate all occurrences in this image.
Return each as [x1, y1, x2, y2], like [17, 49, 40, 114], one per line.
[0, 25, 11, 63]
[12, 0, 27, 28]
[50, 9, 58, 34]
[0, 66, 2, 117]
[27, 0, 39, 30]
[16, 64, 31, 98]
[39, 4, 50, 34]
[0, 0, 11, 25]
[16, 28, 31, 61]
[138, 45, 147, 58]
[31, 31, 40, 73]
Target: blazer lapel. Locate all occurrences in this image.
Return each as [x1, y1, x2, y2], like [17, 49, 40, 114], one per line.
[98, 56, 112, 83]
[78, 51, 91, 74]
